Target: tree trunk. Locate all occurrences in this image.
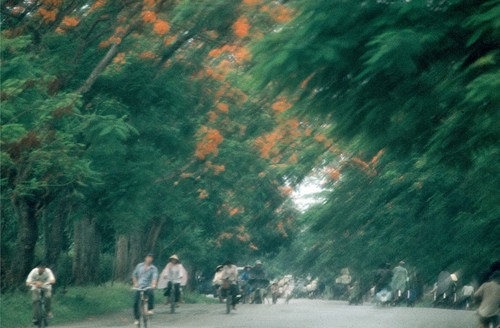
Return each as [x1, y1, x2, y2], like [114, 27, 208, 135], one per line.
[144, 217, 167, 253]
[113, 234, 130, 281]
[10, 196, 39, 285]
[45, 196, 71, 267]
[76, 4, 141, 94]
[72, 217, 100, 284]
[128, 232, 143, 272]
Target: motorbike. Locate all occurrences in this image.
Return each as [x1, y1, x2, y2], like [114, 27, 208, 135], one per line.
[432, 271, 457, 309]
[375, 288, 392, 306]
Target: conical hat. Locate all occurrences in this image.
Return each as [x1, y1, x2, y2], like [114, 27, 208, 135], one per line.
[169, 254, 180, 262]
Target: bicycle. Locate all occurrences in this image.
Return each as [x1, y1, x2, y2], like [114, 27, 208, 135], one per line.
[33, 286, 49, 328]
[170, 283, 176, 314]
[133, 287, 153, 327]
[221, 279, 232, 314]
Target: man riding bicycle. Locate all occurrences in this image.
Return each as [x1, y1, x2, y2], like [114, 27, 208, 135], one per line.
[220, 259, 239, 310]
[132, 253, 158, 326]
[26, 262, 56, 324]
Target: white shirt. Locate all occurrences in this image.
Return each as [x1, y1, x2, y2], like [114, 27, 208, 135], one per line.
[26, 268, 55, 290]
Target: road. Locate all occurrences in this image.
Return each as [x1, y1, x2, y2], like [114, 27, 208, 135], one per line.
[55, 299, 478, 328]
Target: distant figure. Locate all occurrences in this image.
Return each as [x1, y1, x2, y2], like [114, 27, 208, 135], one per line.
[250, 260, 266, 280]
[249, 260, 268, 304]
[390, 261, 409, 304]
[333, 268, 352, 300]
[374, 263, 393, 293]
[239, 265, 252, 303]
[132, 253, 158, 326]
[26, 262, 56, 324]
[474, 271, 500, 328]
[220, 259, 239, 310]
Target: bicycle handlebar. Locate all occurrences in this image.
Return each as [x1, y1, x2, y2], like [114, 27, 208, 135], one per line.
[31, 282, 52, 288]
[132, 287, 153, 291]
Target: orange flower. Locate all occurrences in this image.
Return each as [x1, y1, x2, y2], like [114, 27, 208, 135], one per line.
[195, 127, 224, 160]
[61, 16, 79, 27]
[273, 5, 293, 23]
[217, 103, 229, 113]
[219, 232, 233, 240]
[232, 16, 250, 38]
[327, 168, 340, 180]
[237, 233, 250, 242]
[205, 30, 219, 39]
[278, 186, 293, 195]
[271, 99, 292, 112]
[164, 35, 176, 45]
[198, 189, 209, 199]
[243, 0, 261, 4]
[141, 10, 156, 23]
[208, 111, 218, 122]
[112, 52, 126, 64]
[139, 51, 156, 59]
[314, 133, 326, 143]
[229, 208, 239, 216]
[115, 26, 127, 35]
[90, 0, 106, 11]
[153, 19, 170, 35]
[212, 164, 225, 175]
[42, 0, 63, 6]
[38, 8, 57, 23]
[208, 48, 223, 58]
[98, 40, 110, 48]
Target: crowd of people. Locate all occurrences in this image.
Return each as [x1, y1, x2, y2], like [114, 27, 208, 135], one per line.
[25, 258, 499, 327]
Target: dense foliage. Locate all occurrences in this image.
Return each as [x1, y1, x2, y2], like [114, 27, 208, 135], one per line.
[1, 0, 297, 289]
[251, 0, 500, 282]
[1, 0, 498, 292]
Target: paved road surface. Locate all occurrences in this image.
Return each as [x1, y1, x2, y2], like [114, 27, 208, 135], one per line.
[55, 299, 478, 328]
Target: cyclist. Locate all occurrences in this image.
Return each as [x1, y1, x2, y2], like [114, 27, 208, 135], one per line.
[132, 253, 158, 326]
[160, 254, 186, 307]
[26, 262, 56, 324]
[249, 260, 268, 303]
[221, 259, 239, 310]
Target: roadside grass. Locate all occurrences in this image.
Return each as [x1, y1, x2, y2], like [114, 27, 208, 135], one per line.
[1, 283, 132, 328]
[1, 284, 217, 328]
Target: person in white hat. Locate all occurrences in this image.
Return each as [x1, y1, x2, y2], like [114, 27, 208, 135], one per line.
[159, 255, 186, 306]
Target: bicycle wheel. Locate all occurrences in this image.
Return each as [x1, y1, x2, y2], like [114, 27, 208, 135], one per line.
[142, 298, 149, 328]
[170, 286, 175, 314]
[226, 293, 231, 314]
[37, 300, 46, 328]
